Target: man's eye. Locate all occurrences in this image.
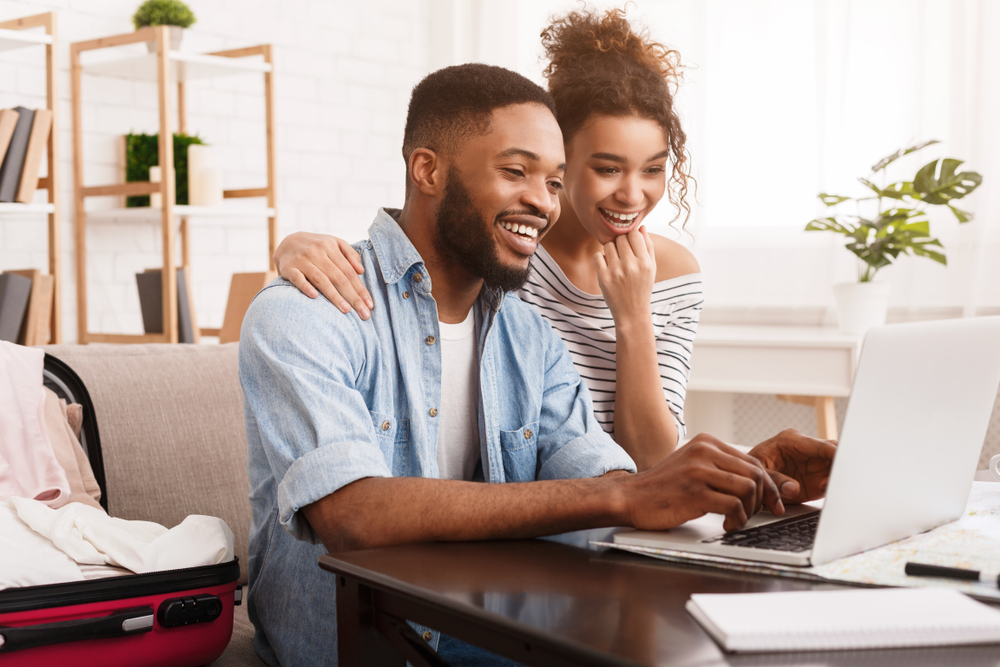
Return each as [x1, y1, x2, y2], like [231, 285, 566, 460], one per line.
[548, 181, 564, 191]
[503, 168, 525, 178]
[596, 167, 619, 175]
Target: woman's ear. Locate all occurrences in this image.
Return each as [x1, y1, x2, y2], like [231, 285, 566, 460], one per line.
[408, 148, 443, 196]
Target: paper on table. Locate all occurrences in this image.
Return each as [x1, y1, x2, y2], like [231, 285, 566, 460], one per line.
[686, 588, 1000, 653]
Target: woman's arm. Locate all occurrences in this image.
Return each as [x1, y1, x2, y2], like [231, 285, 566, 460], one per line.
[594, 228, 699, 471]
[272, 231, 374, 319]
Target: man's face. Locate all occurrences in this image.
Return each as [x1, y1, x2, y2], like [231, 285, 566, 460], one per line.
[433, 103, 566, 292]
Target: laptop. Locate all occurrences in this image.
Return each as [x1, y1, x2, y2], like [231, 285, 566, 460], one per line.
[614, 316, 1000, 567]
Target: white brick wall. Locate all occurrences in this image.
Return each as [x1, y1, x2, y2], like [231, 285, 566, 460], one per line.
[1, 0, 429, 340]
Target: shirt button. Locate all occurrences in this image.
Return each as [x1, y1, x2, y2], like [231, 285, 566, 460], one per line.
[425, 335, 436, 345]
[524, 429, 533, 439]
[381, 421, 390, 431]
[402, 291, 409, 299]
[422, 630, 432, 642]
[413, 273, 423, 283]
[429, 407, 438, 417]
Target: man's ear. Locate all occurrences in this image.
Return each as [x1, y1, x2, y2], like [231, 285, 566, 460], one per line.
[408, 148, 444, 196]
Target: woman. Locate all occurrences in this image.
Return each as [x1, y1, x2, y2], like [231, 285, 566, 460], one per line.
[273, 8, 701, 471]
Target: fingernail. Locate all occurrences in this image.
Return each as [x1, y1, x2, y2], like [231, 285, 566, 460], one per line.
[781, 481, 797, 497]
[339, 302, 350, 313]
[366, 297, 374, 308]
[360, 306, 371, 319]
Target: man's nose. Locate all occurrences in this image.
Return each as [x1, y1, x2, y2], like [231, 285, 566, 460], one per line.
[522, 177, 558, 217]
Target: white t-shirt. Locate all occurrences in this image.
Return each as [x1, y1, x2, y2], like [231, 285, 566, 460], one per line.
[436, 308, 480, 481]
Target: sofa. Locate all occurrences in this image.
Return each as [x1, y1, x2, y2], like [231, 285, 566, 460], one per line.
[43, 343, 264, 667]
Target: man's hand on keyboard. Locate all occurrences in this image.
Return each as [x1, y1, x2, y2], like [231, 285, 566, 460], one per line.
[747, 429, 837, 504]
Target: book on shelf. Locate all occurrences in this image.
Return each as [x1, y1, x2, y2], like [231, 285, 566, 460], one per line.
[0, 109, 19, 163]
[15, 108, 52, 204]
[5, 269, 53, 346]
[0, 107, 34, 202]
[0, 273, 33, 343]
[136, 267, 197, 343]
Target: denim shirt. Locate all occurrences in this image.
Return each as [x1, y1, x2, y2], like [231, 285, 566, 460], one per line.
[239, 209, 635, 666]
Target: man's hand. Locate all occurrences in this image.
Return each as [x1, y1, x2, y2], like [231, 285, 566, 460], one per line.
[273, 231, 374, 319]
[748, 428, 837, 504]
[624, 434, 784, 532]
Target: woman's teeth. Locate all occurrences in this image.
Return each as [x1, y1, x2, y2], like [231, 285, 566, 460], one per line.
[501, 221, 538, 238]
[601, 209, 639, 228]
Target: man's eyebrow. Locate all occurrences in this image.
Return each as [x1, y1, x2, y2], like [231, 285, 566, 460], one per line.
[497, 147, 566, 173]
[592, 149, 672, 163]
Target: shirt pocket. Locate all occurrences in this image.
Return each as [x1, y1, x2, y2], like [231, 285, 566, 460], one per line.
[498, 421, 539, 482]
[369, 411, 409, 468]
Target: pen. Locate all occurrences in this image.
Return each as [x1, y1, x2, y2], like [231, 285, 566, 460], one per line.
[905, 562, 1000, 587]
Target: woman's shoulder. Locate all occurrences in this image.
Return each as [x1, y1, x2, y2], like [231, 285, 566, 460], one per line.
[649, 233, 700, 282]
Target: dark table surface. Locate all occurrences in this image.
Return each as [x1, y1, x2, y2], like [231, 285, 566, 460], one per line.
[321, 528, 1000, 667]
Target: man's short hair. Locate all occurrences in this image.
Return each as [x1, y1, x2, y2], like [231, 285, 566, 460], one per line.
[402, 64, 557, 173]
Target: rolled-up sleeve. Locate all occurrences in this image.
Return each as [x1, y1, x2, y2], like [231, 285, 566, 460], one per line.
[534, 321, 636, 481]
[240, 284, 391, 543]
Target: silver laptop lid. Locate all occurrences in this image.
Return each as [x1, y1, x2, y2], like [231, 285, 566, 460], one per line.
[811, 316, 1000, 565]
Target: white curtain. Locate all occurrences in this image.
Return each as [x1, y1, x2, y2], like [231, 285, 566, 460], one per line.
[435, 0, 999, 321]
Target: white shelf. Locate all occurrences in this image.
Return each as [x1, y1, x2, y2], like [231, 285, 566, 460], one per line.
[0, 28, 52, 52]
[0, 202, 55, 214]
[82, 50, 271, 82]
[86, 205, 276, 222]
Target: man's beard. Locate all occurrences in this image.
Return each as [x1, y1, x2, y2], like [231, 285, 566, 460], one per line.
[434, 167, 536, 293]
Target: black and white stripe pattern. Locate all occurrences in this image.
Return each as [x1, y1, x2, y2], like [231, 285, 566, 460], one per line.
[517, 246, 703, 439]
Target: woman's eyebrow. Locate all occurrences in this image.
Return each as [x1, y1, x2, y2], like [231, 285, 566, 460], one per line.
[590, 149, 672, 162]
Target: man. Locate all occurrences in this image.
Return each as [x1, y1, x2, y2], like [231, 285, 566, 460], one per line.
[240, 63, 834, 666]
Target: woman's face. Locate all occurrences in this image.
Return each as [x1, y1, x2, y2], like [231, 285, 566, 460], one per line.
[562, 114, 670, 244]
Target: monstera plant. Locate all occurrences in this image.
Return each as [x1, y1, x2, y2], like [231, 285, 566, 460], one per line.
[804, 140, 982, 333]
[806, 140, 982, 282]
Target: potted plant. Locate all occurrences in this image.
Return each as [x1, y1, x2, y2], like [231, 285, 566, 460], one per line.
[805, 140, 981, 333]
[132, 0, 196, 52]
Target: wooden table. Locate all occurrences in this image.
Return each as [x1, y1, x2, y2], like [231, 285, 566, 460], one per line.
[320, 530, 1000, 666]
[688, 326, 863, 440]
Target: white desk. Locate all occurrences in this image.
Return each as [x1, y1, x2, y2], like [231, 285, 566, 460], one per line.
[687, 326, 863, 440]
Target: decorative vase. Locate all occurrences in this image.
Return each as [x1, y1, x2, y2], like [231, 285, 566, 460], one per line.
[145, 25, 184, 52]
[833, 282, 891, 335]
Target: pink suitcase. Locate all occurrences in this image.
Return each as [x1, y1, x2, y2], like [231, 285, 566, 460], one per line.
[0, 353, 241, 666]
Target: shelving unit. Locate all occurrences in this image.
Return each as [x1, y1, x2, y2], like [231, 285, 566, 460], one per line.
[70, 26, 277, 344]
[0, 12, 63, 343]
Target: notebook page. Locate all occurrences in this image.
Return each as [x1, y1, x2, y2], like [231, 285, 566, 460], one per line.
[687, 588, 1000, 653]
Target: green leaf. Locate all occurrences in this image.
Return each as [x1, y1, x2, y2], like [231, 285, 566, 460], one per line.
[818, 193, 851, 207]
[871, 139, 940, 173]
[948, 204, 973, 223]
[879, 181, 917, 200]
[858, 178, 883, 196]
[913, 158, 983, 205]
[805, 217, 854, 235]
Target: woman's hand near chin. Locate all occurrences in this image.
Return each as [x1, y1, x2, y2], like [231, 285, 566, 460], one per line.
[273, 232, 374, 320]
[593, 226, 657, 331]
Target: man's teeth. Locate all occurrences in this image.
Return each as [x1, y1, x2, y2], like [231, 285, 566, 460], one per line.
[601, 209, 639, 228]
[500, 221, 538, 238]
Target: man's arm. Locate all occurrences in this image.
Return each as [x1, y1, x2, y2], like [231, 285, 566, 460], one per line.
[303, 434, 783, 553]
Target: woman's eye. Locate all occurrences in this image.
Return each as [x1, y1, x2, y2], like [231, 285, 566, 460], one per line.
[596, 167, 619, 175]
[645, 165, 666, 175]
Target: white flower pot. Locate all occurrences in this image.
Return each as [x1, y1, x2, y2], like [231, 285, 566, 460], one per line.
[145, 26, 184, 52]
[833, 282, 891, 335]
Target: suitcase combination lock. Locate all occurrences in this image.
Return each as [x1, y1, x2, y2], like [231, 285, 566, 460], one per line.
[157, 594, 223, 628]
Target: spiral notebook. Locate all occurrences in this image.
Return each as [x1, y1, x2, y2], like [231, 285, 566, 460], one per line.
[686, 588, 1000, 653]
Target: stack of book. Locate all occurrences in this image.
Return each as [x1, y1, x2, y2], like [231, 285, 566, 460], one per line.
[0, 269, 52, 344]
[0, 106, 52, 203]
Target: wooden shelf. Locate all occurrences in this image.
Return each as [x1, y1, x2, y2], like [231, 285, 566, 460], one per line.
[82, 50, 272, 81]
[0, 202, 56, 214]
[71, 27, 277, 345]
[0, 12, 62, 344]
[85, 205, 276, 222]
[0, 27, 52, 51]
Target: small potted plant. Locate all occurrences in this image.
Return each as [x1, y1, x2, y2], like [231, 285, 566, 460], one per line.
[133, 0, 196, 52]
[806, 140, 981, 334]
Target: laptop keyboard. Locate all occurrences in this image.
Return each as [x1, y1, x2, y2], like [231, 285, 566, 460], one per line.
[703, 512, 820, 552]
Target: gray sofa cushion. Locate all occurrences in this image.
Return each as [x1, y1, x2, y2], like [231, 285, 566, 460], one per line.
[43, 343, 252, 586]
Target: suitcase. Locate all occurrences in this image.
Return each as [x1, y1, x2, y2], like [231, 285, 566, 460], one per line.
[0, 353, 242, 667]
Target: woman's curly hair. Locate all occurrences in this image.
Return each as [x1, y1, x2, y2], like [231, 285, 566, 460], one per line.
[541, 7, 692, 225]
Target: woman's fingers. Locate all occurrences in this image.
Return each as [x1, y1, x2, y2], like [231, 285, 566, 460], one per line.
[337, 239, 374, 309]
[285, 268, 319, 300]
